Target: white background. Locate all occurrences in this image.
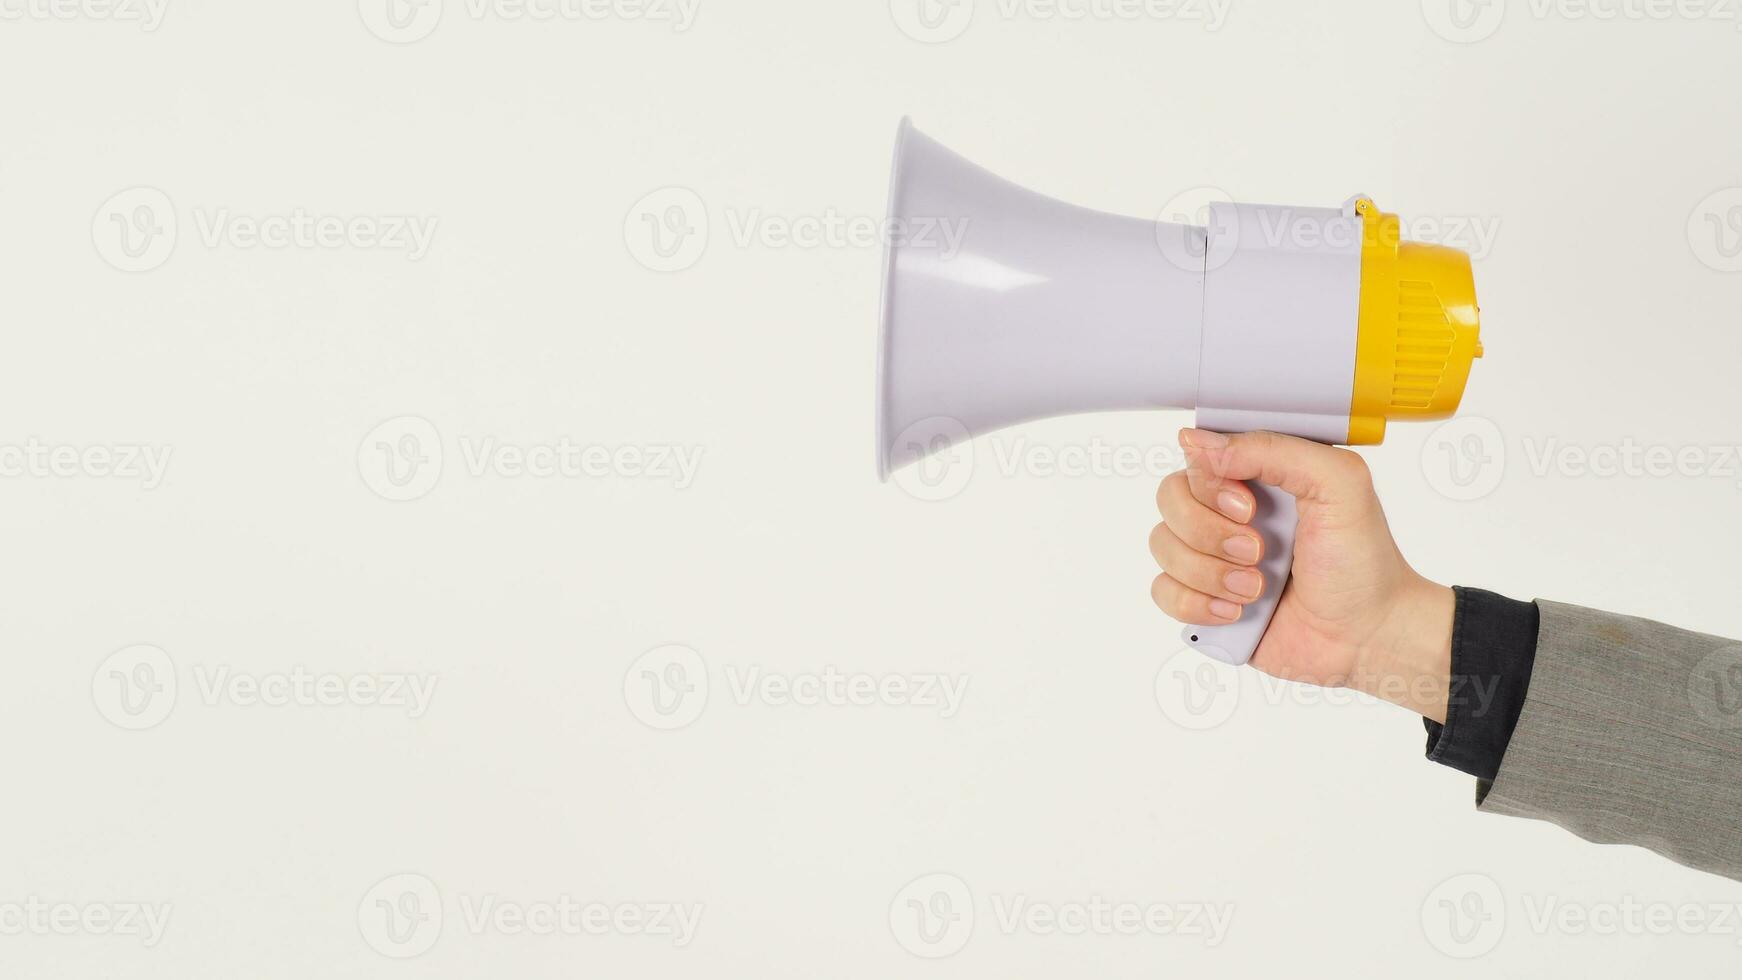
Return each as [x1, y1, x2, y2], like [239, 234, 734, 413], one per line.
[4, 0, 1742, 975]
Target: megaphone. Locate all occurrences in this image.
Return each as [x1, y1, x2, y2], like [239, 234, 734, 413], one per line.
[876, 118, 1482, 666]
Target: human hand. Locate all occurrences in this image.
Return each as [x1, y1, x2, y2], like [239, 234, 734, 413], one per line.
[1149, 428, 1455, 721]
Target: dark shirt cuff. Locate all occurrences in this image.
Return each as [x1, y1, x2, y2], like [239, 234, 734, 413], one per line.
[1423, 587, 1540, 783]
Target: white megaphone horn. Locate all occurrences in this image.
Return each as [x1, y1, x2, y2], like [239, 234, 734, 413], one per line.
[875, 118, 1483, 666]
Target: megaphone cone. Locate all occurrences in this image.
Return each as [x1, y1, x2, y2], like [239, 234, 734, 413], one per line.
[876, 118, 1206, 480]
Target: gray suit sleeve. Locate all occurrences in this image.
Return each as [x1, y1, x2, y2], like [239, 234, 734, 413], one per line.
[1479, 599, 1742, 880]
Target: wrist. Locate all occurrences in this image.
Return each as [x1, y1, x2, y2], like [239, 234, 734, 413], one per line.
[1352, 576, 1455, 723]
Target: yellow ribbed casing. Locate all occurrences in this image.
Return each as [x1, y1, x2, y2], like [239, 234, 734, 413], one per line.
[1346, 198, 1484, 445]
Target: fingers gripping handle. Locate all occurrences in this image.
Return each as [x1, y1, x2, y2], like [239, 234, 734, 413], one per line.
[1179, 482, 1296, 666]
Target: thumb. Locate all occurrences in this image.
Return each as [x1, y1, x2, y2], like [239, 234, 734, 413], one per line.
[1179, 428, 1371, 507]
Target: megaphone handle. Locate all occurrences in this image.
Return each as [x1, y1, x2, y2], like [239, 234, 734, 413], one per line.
[1179, 481, 1296, 666]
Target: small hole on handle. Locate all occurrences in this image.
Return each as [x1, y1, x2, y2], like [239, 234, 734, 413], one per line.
[1189, 634, 1198, 642]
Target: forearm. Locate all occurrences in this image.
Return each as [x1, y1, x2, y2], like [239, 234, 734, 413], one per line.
[1349, 584, 1742, 882]
[1480, 600, 1742, 881]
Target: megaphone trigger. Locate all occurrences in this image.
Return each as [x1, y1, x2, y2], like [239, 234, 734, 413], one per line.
[1181, 480, 1298, 666]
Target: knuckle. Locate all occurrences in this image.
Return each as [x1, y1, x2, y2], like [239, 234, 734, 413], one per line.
[1194, 448, 1230, 481]
[1151, 574, 1194, 620]
[1148, 522, 1171, 557]
[1333, 448, 1373, 485]
[1190, 558, 1233, 597]
[1155, 474, 1175, 510]
[1176, 565, 1215, 597]
[1170, 507, 1220, 550]
[1161, 546, 1221, 595]
[1158, 473, 1190, 513]
[1234, 430, 1275, 461]
[1150, 574, 1172, 608]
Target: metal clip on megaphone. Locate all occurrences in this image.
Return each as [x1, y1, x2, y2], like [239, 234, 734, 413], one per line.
[875, 118, 1482, 665]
